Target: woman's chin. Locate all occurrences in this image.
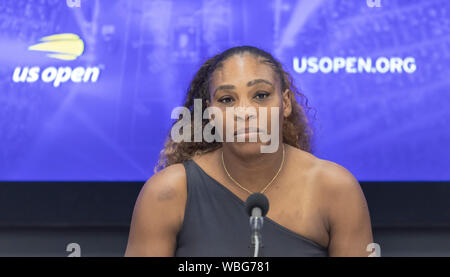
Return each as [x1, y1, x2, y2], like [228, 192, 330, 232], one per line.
[229, 141, 266, 155]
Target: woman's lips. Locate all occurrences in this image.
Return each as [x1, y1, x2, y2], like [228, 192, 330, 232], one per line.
[234, 127, 261, 136]
[234, 128, 265, 140]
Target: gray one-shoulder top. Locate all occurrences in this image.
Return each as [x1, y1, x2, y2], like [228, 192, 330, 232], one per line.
[174, 159, 328, 257]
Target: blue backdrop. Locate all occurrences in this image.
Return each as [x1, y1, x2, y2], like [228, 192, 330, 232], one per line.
[0, 0, 449, 181]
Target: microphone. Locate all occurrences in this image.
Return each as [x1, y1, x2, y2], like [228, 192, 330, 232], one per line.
[245, 193, 269, 257]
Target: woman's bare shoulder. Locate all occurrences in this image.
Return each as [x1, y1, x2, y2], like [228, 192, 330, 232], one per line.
[315, 158, 361, 193]
[307, 154, 366, 214]
[125, 163, 188, 257]
[140, 163, 187, 205]
[150, 163, 187, 184]
[288, 145, 360, 193]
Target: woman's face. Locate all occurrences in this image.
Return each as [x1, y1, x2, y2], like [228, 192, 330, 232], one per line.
[208, 53, 292, 155]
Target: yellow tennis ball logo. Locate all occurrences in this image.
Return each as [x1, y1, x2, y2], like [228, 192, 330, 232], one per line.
[28, 33, 84, 61]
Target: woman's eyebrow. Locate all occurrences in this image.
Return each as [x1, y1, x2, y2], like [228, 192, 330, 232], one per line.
[213, 79, 273, 96]
[213, 84, 235, 95]
[247, 79, 273, 87]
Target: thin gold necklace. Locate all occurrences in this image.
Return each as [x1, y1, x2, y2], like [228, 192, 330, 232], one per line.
[221, 144, 285, 195]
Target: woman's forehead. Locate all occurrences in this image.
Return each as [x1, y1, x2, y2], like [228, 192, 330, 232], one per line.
[211, 54, 277, 87]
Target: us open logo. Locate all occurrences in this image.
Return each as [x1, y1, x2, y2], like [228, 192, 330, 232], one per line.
[12, 33, 102, 87]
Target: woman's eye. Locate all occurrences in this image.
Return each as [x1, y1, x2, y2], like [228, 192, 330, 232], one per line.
[218, 96, 234, 104]
[254, 91, 270, 100]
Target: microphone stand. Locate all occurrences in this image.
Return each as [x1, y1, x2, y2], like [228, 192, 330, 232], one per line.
[249, 207, 264, 257]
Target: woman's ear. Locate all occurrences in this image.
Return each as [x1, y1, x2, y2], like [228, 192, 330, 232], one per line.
[282, 89, 292, 118]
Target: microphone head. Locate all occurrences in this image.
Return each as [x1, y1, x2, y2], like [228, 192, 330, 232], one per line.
[245, 193, 269, 217]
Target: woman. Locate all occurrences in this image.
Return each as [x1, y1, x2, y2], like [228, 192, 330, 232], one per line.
[125, 46, 373, 257]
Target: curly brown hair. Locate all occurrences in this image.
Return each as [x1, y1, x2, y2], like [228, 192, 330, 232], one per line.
[154, 46, 315, 172]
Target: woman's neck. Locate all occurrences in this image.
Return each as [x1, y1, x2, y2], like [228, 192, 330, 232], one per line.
[220, 143, 287, 193]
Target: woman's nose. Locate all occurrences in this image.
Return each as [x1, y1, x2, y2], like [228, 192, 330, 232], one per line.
[235, 105, 257, 121]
